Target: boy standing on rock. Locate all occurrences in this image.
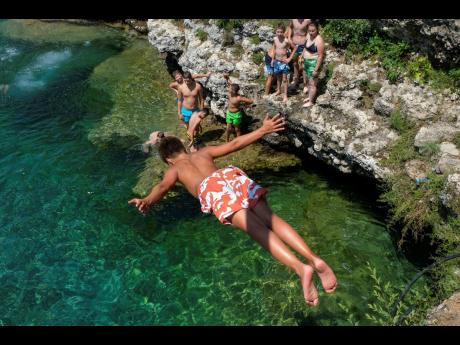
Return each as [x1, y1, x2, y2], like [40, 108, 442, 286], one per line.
[177, 71, 205, 129]
[223, 74, 254, 142]
[129, 113, 337, 306]
[287, 19, 311, 91]
[271, 25, 296, 103]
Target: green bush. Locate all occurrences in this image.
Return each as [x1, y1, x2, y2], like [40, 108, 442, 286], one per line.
[322, 19, 373, 50]
[454, 132, 460, 149]
[419, 142, 440, 157]
[251, 51, 264, 65]
[249, 35, 261, 45]
[222, 31, 234, 46]
[195, 29, 208, 42]
[390, 110, 410, 133]
[407, 55, 433, 85]
[232, 44, 244, 59]
[216, 19, 245, 31]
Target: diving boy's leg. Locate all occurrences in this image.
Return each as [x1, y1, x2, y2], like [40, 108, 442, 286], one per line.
[229, 208, 318, 305]
[252, 198, 337, 293]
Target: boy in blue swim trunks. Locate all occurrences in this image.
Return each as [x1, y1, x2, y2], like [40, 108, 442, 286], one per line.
[223, 74, 254, 142]
[177, 71, 204, 129]
[169, 70, 211, 104]
[271, 24, 295, 103]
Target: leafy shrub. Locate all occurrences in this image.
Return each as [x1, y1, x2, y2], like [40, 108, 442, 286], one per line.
[407, 55, 433, 85]
[390, 110, 410, 133]
[419, 142, 440, 157]
[195, 29, 208, 42]
[454, 132, 460, 149]
[249, 35, 261, 45]
[216, 19, 245, 31]
[222, 31, 234, 46]
[232, 44, 244, 59]
[322, 19, 373, 50]
[251, 51, 264, 65]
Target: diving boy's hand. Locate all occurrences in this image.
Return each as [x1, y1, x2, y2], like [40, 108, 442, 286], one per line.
[260, 113, 285, 135]
[128, 198, 150, 215]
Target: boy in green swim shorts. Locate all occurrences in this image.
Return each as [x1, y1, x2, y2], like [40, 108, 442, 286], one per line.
[223, 74, 254, 142]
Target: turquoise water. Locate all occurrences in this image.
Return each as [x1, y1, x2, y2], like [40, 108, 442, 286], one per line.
[0, 20, 423, 325]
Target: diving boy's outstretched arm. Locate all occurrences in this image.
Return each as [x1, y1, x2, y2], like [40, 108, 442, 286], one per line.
[202, 113, 285, 159]
[128, 168, 178, 214]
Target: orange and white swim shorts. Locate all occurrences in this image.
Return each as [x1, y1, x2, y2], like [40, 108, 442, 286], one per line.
[198, 166, 267, 225]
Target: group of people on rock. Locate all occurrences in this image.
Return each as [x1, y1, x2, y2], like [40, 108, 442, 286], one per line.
[264, 19, 324, 107]
[145, 19, 324, 153]
[132, 19, 336, 307]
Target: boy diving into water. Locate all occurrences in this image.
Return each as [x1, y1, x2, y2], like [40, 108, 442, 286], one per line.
[128, 114, 337, 305]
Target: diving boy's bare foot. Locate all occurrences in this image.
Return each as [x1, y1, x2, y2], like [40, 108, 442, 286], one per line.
[312, 258, 337, 293]
[299, 265, 319, 306]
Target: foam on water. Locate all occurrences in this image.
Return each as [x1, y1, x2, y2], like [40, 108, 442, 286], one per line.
[0, 46, 20, 61]
[13, 49, 72, 91]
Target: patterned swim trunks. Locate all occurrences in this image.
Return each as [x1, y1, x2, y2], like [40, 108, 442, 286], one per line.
[198, 166, 267, 225]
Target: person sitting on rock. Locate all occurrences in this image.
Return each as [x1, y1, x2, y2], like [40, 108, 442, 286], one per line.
[223, 74, 254, 142]
[169, 70, 211, 103]
[187, 108, 210, 152]
[128, 113, 337, 307]
[300, 21, 325, 108]
[142, 131, 167, 153]
[177, 71, 205, 129]
[271, 24, 296, 103]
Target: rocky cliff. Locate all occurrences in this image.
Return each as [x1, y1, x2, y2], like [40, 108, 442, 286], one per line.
[146, 19, 460, 213]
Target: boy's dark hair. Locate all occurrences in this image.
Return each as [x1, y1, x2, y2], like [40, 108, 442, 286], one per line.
[172, 70, 182, 77]
[277, 24, 286, 32]
[158, 136, 186, 163]
[230, 84, 240, 95]
[183, 71, 192, 79]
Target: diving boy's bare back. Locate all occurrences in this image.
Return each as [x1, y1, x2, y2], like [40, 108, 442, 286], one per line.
[129, 114, 337, 306]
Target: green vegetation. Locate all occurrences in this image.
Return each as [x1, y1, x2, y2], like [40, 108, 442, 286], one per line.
[222, 31, 234, 46]
[419, 142, 440, 157]
[322, 19, 459, 89]
[454, 132, 460, 149]
[249, 35, 261, 45]
[252, 51, 264, 65]
[232, 44, 244, 59]
[195, 29, 208, 42]
[389, 110, 410, 133]
[216, 19, 245, 31]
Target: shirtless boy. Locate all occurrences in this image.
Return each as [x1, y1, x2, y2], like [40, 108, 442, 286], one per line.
[129, 114, 337, 306]
[169, 70, 211, 102]
[288, 19, 311, 91]
[187, 108, 209, 152]
[271, 25, 296, 103]
[223, 74, 254, 142]
[177, 71, 204, 128]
